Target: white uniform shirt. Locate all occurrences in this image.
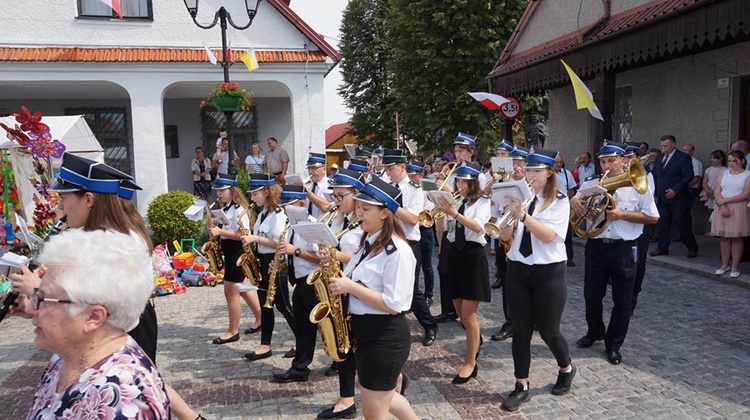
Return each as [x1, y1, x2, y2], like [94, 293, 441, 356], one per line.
[556, 169, 576, 196]
[331, 211, 363, 255]
[506, 193, 569, 265]
[306, 177, 333, 220]
[576, 178, 659, 241]
[373, 171, 391, 184]
[287, 215, 319, 278]
[253, 207, 288, 254]
[690, 156, 703, 189]
[219, 203, 250, 239]
[444, 196, 491, 246]
[344, 230, 416, 315]
[392, 176, 423, 242]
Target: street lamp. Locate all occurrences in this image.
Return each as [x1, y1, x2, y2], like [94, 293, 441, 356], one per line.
[183, 0, 262, 175]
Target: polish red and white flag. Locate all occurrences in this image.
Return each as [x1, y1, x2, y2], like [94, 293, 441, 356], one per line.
[98, 0, 123, 19]
[467, 92, 511, 111]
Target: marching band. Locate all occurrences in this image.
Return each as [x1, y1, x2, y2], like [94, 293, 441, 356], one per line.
[3, 135, 661, 419]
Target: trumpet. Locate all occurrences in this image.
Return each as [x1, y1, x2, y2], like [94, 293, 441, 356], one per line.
[434, 161, 458, 191]
[483, 180, 535, 239]
[418, 191, 462, 228]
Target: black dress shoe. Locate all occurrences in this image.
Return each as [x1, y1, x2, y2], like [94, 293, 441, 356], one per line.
[244, 325, 261, 334]
[566, 260, 576, 267]
[243, 350, 272, 361]
[491, 279, 503, 289]
[324, 362, 339, 377]
[272, 370, 309, 383]
[423, 325, 438, 346]
[451, 364, 478, 384]
[607, 349, 622, 365]
[434, 313, 458, 323]
[212, 333, 239, 345]
[491, 329, 513, 341]
[316, 404, 357, 419]
[575, 335, 604, 348]
[283, 348, 296, 358]
[650, 249, 668, 256]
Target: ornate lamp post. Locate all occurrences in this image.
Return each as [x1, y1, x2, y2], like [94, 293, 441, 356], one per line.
[183, 0, 262, 175]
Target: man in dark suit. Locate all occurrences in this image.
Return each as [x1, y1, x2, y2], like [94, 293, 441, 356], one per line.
[650, 135, 699, 258]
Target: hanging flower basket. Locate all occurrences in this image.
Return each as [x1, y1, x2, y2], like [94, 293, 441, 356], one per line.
[201, 82, 253, 112]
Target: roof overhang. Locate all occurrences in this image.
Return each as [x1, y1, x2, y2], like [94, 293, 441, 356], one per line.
[489, 0, 750, 95]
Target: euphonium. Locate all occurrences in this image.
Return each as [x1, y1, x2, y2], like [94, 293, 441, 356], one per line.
[202, 199, 224, 274]
[307, 245, 352, 362]
[264, 221, 289, 309]
[570, 158, 649, 238]
[236, 206, 262, 285]
[418, 191, 462, 228]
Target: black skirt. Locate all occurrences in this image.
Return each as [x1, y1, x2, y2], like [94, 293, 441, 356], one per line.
[221, 238, 244, 282]
[351, 313, 410, 391]
[447, 242, 491, 302]
[128, 301, 158, 363]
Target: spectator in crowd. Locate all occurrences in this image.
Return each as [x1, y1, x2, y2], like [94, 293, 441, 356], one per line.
[643, 148, 659, 173]
[571, 156, 581, 185]
[554, 153, 576, 266]
[329, 163, 340, 177]
[639, 142, 650, 158]
[710, 150, 750, 278]
[244, 142, 266, 173]
[730, 140, 750, 170]
[192, 146, 214, 201]
[681, 143, 703, 200]
[266, 137, 290, 184]
[650, 135, 699, 259]
[215, 127, 227, 159]
[577, 152, 595, 182]
[701, 150, 727, 237]
[213, 138, 240, 176]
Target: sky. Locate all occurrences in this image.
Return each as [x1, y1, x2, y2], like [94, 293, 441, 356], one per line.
[290, 0, 351, 128]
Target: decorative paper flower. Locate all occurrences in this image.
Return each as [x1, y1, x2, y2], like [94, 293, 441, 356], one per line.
[15, 106, 49, 135]
[0, 122, 30, 146]
[27, 130, 66, 158]
[201, 82, 253, 111]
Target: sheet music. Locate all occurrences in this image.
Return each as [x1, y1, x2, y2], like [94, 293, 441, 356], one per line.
[286, 174, 303, 186]
[285, 206, 309, 225]
[211, 209, 231, 226]
[290, 222, 338, 247]
[426, 190, 458, 206]
[490, 180, 534, 209]
[491, 157, 513, 173]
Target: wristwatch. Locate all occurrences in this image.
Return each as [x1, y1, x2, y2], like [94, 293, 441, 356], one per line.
[294, 248, 302, 257]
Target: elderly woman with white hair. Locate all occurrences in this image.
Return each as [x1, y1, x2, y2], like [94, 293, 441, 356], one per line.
[25, 229, 171, 419]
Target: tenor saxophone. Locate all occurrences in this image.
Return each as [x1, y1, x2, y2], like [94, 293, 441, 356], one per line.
[202, 199, 224, 274]
[263, 221, 288, 309]
[307, 245, 352, 361]
[236, 206, 262, 285]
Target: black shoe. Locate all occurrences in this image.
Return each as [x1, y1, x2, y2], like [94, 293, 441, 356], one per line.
[324, 362, 339, 377]
[491, 279, 503, 289]
[434, 313, 458, 323]
[212, 333, 239, 345]
[244, 325, 261, 334]
[272, 370, 309, 383]
[491, 329, 513, 341]
[606, 349, 622, 365]
[283, 348, 296, 358]
[631, 296, 638, 316]
[243, 350, 272, 361]
[451, 364, 478, 384]
[423, 325, 438, 347]
[551, 364, 576, 396]
[316, 404, 357, 419]
[576, 335, 604, 348]
[566, 260, 576, 267]
[501, 382, 531, 411]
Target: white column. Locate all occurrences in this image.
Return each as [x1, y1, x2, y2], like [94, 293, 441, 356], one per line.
[288, 75, 327, 174]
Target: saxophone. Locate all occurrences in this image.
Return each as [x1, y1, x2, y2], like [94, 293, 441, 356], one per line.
[263, 220, 288, 309]
[236, 206, 262, 285]
[202, 199, 224, 274]
[307, 245, 352, 362]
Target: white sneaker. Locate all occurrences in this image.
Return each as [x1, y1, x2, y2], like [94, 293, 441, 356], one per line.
[730, 271, 741, 278]
[234, 283, 258, 293]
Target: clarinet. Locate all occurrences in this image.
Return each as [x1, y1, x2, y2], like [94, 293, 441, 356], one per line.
[0, 217, 68, 323]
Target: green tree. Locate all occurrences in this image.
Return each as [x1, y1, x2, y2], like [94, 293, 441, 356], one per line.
[338, 0, 396, 147]
[388, 0, 527, 155]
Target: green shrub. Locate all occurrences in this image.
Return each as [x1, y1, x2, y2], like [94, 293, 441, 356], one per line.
[147, 190, 203, 251]
[236, 166, 250, 201]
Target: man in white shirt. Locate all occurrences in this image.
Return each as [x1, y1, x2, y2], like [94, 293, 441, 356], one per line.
[681, 143, 703, 200]
[303, 152, 333, 220]
[383, 148, 438, 346]
[554, 152, 576, 266]
[213, 137, 239, 175]
[577, 152, 595, 182]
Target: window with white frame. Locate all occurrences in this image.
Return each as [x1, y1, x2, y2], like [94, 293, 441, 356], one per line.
[78, 0, 152, 20]
[612, 86, 632, 142]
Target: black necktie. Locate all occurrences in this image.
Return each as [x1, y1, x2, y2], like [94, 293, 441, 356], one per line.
[455, 199, 467, 251]
[308, 183, 317, 214]
[519, 197, 537, 258]
[661, 154, 668, 171]
[259, 210, 269, 226]
[393, 182, 400, 190]
[353, 240, 372, 270]
[342, 215, 350, 230]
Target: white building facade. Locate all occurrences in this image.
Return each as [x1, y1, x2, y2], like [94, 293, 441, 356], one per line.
[0, 0, 340, 211]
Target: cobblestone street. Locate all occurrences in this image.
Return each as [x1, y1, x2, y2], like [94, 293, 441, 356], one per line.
[2, 246, 750, 419]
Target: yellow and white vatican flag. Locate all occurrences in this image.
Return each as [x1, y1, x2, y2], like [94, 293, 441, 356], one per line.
[560, 60, 603, 121]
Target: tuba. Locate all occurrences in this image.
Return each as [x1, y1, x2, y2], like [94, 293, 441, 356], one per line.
[236, 206, 262, 285]
[307, 245, 352, 361]
[264, 221, 288, 309]
[202, 199, 224, 274]
[570, 158, 649, 238]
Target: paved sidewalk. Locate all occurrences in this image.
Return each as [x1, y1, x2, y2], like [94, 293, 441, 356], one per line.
[2, 244, 750, 418]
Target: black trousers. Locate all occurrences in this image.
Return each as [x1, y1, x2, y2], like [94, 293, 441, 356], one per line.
[418, 226, 435, 297]
[493, 239, 512, 326]
[633, 226, 649, 300]
[565, 223, 574, 262]
[408, 240, 436, 329]
[438, 231, 454, 316]
[290, 277, 318, 374]
[129, 301, 158, 363]
[338, 355, 357, 398]
[583, 239, 636, 352]
[506, 260, 570, 379]
[656, 197, 698, 252]
[258, 253, 295, 346]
